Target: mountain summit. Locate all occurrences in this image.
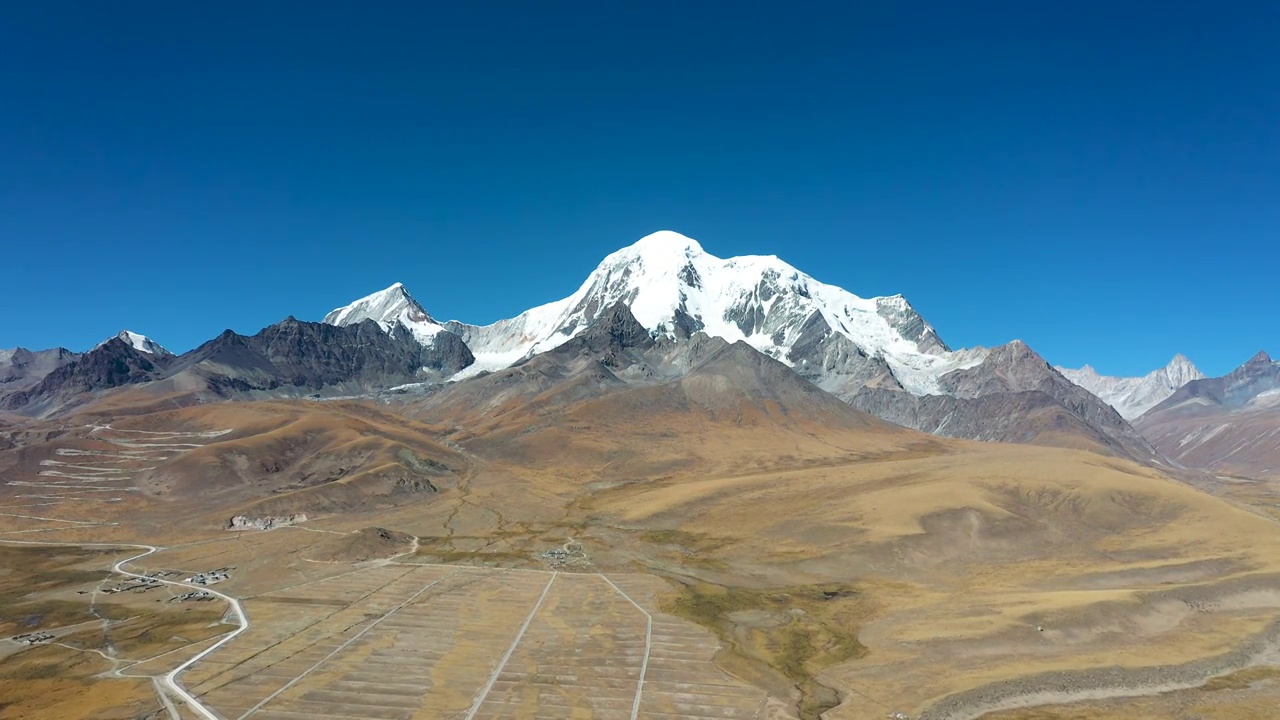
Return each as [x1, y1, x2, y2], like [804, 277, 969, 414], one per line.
[323, 282, 447, 347]
[1058, 354, 1205, 419]
[96, 330, 173, 357]
[441, 230, 972, 391]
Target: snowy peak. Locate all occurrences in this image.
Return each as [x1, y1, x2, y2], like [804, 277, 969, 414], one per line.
[323, 283, 445, 346]
[612, 230, 705, 261]
[1058, 354, 1205, 420]
[98, 330, 172, 357]
[1142, 350, 1279, 417]
[1159, 353, 1204, 387]
[325, 283, 437, 326]
[1071, 364, 1100, 379]
[447, 230, 974, 393]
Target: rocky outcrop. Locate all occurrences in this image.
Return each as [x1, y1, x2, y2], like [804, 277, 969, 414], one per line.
[533, 300, 657, 371]
[305, 526, 415, 563]
[227, 513, 306, 531]
[413, 302, 897, 433]
[418, 330, 475, 373]
[172, 316, 472, 394]
[787, 311, 901, 399]
[876, 295, 951, 354]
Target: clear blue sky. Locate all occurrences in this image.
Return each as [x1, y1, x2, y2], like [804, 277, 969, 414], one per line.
[1, 2, 1276, 376]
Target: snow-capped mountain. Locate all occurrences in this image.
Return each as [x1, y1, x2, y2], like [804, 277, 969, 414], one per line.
[97, 330, 173, 357]
[1058, 354, 1204, 420]
[323, 282, 448, 347]
[441, 230, 985, 392]
[322, 230, 1157, 462]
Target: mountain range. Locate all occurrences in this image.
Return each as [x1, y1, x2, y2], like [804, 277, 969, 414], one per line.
[1057, 355, 1205, 420]
[1136, 351, 1280, 480]
[2, 230, 1274, 479]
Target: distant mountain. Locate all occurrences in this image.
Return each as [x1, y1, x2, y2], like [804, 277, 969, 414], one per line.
[1058, 355, 1204, 420]
[2, 337, 171, 415]
[163, 316, 473, 397]
[1, 332, 168, 411]
[0, 347, 78, 398]
[1135, 351, 1280, 479]
[850, 341, 1162, 461]
[96, 330, 173, 357]
[4, 318, 474, 417]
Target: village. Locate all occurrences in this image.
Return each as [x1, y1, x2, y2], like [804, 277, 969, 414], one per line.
[184, 567, 233, 586]
[10, 632, 54, 646]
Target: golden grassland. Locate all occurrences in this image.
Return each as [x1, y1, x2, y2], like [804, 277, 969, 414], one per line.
[0, 546, 129, 635]
[515, 420, 1280, 719]
[0, 645, 158, 720]
[0, 545, 227, 719]
[6, 395, 1280, 718]
[388, 394, 1280, 719]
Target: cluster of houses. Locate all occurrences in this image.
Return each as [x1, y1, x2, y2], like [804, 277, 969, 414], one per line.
[538, 544, 589, 569]
[103, 578, 162, 594]
[539, 547, 572, 568]
[169, 590, 215, 603]
[184, 567, 232, 586]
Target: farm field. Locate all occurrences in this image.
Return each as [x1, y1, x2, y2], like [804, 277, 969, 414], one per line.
[183, 563, 770, 720]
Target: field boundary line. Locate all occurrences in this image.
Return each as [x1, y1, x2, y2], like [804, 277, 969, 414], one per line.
[463, 571, 558, 720]
[599, 574, 653, 720]
[237, 567, 462, 719]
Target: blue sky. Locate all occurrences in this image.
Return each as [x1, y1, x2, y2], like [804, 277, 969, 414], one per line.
[1, 2, 1276, 376]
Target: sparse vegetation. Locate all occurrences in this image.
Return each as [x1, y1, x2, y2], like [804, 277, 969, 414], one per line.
[1, 598, 132, 635]
[61, 607, 228, 658]
[0, 546, 133, 634]
[638, 528, 732, 569]
[411, 534, 530, 565]
[0, 644, 103, 681]
[664, 581, 871, 719]
[0, 645, 156, 718]
[1201, 666, 1280, 692]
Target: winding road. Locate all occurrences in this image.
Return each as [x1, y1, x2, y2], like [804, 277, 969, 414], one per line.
[2, 539, 249, 720]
